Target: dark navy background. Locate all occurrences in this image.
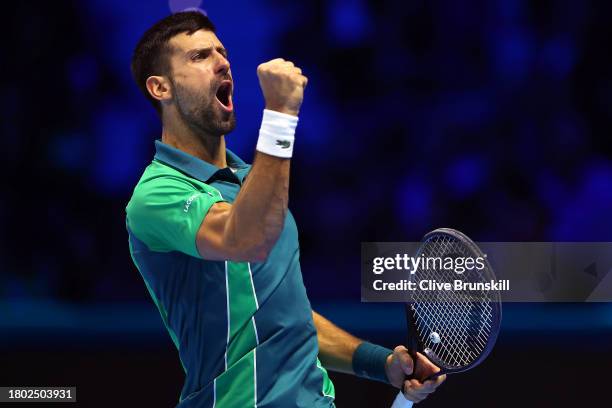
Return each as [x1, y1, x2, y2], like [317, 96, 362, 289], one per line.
[1, 1, 611, 406]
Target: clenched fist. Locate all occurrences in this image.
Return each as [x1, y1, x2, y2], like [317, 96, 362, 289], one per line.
[257, 58, 308, 117]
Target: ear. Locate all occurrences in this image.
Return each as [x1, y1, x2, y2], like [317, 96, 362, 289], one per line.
[145, 75, 173, 102]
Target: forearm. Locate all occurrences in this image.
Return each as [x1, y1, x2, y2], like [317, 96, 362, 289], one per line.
[313, 311, 362, 374]
[221, 57, 305, 261]
[313, 311, 393, 383]
[224, 151, 290, 260]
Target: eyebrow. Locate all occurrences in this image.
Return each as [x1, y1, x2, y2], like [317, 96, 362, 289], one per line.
[186, 46, 228, 59]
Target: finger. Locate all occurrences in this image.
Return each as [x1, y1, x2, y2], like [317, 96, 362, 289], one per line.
[394, 346, 414, 376]
[399, 353, 414, 376]
[297, 75, 308, 87]
[279, 65, 300, 75]
[417, 381, 437, 394]
[414, 351, 442, 380]
[417, 352, 441, 372]
[407, 378, 436, 394]
[427, 374, 447, 389]
[275, 61, 294, 70]
[410, 379, 427, 391]
[403, 381, 426, 403]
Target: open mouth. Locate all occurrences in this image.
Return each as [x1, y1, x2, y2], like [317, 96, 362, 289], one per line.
[215, 80, 233, 112]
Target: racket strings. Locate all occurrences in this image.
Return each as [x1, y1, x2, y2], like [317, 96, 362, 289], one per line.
[410, 236, 495, 369]
[414, 301, 476, 366]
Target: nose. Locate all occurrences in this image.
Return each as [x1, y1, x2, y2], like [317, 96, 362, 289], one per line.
[214, 51, 230, 77]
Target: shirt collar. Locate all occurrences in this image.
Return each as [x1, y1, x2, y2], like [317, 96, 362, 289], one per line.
[153, 139, 250, 184]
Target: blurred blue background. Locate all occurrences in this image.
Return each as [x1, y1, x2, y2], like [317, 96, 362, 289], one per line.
[1, 0, 611, 406]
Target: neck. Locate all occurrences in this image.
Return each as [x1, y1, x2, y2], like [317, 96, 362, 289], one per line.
[161, 112, 227, 169]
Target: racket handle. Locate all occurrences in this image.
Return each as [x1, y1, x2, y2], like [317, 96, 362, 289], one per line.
[391, 391, 413, 408]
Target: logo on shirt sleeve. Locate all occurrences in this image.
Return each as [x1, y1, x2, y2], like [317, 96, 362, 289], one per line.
[184, 193, 200, 213]
[184, 191, 218, 213]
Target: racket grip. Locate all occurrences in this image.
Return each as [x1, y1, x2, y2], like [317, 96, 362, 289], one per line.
[391, 391, 413, 408]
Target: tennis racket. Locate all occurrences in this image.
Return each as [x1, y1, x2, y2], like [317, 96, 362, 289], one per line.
[391, 228, 502, 407]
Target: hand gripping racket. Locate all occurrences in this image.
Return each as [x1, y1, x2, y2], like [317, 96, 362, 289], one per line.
[391, 228, 502, 407]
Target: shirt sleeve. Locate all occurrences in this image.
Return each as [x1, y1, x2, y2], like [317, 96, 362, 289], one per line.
[126, 175, 225, 258]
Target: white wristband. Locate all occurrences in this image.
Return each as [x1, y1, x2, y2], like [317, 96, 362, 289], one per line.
[256, 109, 299, 158]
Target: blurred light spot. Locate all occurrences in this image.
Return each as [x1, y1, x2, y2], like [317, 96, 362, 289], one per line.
[91, 102, 146, 195]
[49, 133, 88, 170]
[317, 193, 355, 228]
[492, 29, 533, 81]
[328, 0, 370, 45]
[297, 75, 336, 149]
[496, 0, 525, 22]
[551, 162, 612, 240]
[445, 155, 488, 198]
[438, 91, 493, 126]
[536, 171, 567, 213]
[168, 0, 203, 14]
[541, 38, 576, 79]
[396, 177, 432, 230]
[582, 163, 612, 201]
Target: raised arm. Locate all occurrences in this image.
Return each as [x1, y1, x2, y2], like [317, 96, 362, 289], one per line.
[196, 59, 307, 262]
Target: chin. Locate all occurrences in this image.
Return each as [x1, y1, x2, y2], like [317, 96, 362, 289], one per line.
[218, 112, 237, 134]
[220, 120, 237, 135]
[206, 117, 236, 137]
[194, 107, 236, 137]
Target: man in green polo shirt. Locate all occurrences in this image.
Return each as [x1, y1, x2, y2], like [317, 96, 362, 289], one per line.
[126, 11, 445, 407]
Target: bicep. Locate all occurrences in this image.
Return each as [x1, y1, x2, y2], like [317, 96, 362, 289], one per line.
[195, 201, 269, 262]
[195, 201, 233, 261]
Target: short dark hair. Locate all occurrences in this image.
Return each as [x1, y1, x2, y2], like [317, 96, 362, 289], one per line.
[131, 11, 216, 114]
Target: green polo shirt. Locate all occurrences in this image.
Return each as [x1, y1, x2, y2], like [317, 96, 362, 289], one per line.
[125, 140, 335, 407]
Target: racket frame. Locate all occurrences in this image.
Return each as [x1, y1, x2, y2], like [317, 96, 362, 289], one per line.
[404, 228, 502, 378]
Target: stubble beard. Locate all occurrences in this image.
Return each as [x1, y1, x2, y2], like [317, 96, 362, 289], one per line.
[173, 80, 236, 141]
